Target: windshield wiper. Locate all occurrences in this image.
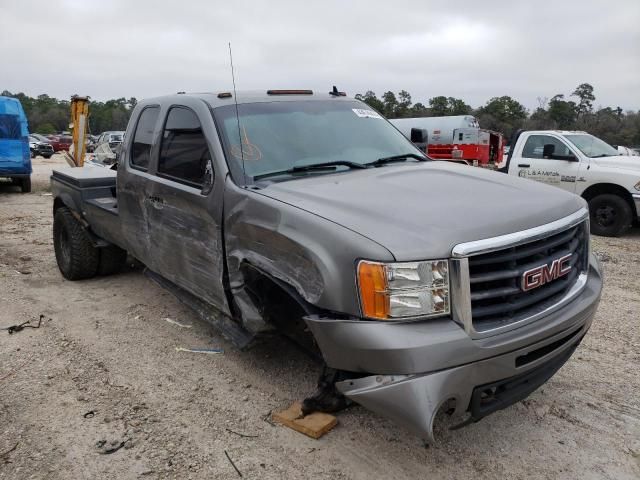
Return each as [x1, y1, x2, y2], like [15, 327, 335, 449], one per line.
[366, 153, 428, 167]
[253, 160, 368, 181]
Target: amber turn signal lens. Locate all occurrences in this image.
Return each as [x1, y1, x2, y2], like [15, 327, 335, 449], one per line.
[358, 262, 390, 319]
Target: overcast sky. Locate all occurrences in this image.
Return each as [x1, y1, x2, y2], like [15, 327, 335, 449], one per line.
[2, 0, 639, 111]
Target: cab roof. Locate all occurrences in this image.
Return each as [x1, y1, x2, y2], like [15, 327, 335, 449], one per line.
[141, 90, 355, 109]
[525, 130, 589, 135]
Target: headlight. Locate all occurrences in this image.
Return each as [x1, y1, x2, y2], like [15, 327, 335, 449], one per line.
[634, 181, 640, 191]
[357, 260, 450, 320]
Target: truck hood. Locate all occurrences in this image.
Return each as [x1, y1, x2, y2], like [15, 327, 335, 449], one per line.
[591, 155, 640, 172]
[257, 162, 585, 260]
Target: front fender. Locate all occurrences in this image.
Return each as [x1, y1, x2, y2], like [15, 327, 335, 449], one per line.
[223, 179, 394, 331]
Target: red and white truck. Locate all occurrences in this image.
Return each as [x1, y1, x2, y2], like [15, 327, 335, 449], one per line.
[390, 115, 504, 167]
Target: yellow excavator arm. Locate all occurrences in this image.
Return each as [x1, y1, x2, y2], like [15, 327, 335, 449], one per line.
[66, 95, 90, 167]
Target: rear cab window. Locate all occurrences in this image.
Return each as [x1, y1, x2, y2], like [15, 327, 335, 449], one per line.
[157, 107, 210, 188]
[131, 107, 160, 170]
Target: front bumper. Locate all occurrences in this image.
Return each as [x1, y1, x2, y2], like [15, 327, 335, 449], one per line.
[633, 193, 640, 219]
[304, 255, 602, 440]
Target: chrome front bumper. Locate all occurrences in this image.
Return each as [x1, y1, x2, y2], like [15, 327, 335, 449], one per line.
[305, 256, 602, 441]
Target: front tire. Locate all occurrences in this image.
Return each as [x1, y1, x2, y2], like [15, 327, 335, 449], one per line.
[20, 177, 31, 193]
[589, 194, 632, 237]
[53, 207, 99, 280]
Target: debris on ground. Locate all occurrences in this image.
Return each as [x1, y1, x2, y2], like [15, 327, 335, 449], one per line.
[224, 450, 243, 478]
[163, 317, 192, 328]
[95, 439, 128, 455]
[225, 428, 258, 438]
[273, 402, 338, 439]
[174, 346, 224, 354]
[1, 314, 46, 334]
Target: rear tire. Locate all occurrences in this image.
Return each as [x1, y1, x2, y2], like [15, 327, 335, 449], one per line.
[53, 207, 99, 280]
[20, 177, 31, 193]
[588, 194, 632, 237]
[97, 245, 127, 276]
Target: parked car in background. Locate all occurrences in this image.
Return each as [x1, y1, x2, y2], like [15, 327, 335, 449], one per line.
[29, 134, 54, 158]
[617, 145, 640, 156]
[96, 131, 125, 153]
[502, 130, 640, 236]
[86, 135, 98, 153]
[31, 133, 53, 144]
[0, 95, 32, 192]
[49, 134, 73, 152]
[90, 131, 125, 166]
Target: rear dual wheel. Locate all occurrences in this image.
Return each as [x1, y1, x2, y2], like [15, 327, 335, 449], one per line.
[53, 207, 127, 280]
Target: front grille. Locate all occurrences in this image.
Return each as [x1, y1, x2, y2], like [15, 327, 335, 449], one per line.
[467, 220, 588, 332]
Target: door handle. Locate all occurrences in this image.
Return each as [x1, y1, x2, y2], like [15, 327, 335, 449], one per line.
[518, 163, 530, 168]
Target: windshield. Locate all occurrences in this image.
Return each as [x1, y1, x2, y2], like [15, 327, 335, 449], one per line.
[109, 134, 123, 142]
[565, 134, 619, 158]
[212, 100, 422, 183]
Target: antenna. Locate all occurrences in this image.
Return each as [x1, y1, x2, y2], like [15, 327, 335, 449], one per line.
[228, 42, 246, 183]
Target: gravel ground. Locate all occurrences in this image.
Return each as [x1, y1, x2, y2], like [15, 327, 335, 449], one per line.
[1, 155, 639, 479]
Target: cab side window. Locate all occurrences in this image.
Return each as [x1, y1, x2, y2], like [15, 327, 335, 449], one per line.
[158, 107, 210, 188]
[522, 135, 572, 159]
[131, 107, 160, 170]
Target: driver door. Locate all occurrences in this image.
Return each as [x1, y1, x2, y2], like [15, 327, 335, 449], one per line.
[515, 134, 581, 193]
[145, 106, 228, 313]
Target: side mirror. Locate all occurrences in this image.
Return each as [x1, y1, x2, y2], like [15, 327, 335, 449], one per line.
[542, 144, 555, 158]
[201, 158, 215, 195]
[410, 128, 427, 144]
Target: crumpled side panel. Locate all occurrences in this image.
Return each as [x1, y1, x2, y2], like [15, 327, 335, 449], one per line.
[223, 178, 396, 332]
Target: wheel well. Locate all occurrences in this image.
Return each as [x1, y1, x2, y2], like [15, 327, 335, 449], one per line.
[53, 197, 65, 215]
[238, 263, 322, 357]
[581, 183, 636, 215]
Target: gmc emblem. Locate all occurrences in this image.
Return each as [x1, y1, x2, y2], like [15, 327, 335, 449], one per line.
[521, 253, 572, 292]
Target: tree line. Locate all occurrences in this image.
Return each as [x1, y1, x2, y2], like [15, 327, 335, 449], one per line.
[356, 83, 640, 147]
[3, 83, 639, 147]
[1, 90, 137, 136]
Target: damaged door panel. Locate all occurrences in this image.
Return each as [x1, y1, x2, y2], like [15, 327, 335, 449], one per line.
[51, 90, 602, 441]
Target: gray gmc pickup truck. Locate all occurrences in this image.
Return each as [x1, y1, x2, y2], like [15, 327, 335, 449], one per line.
[51, 90, 602, 441]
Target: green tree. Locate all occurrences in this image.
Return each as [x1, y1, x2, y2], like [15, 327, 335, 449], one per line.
[571, 83, 595, 120]
[382, 91, 399, 118]
[475, 96, 527, 139]
[548, 94, 577, 129]
[428, 96, 472, 116]
[355, 91, 385, 113]
[395, 90, 412, 117]
[428, 96, 449, 116]
[410, 102, 429, 117]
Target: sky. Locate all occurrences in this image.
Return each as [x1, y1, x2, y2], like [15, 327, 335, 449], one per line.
[1, 0, 639, 111]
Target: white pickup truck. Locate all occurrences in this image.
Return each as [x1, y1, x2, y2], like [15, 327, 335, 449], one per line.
[502, 130, 640, 236]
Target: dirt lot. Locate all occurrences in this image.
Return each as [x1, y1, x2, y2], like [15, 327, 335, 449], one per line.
[1, 155, 639, 479]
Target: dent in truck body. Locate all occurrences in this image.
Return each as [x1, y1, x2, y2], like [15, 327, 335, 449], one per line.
[308, 256, 601, 441]
[223, 177, 395, 333]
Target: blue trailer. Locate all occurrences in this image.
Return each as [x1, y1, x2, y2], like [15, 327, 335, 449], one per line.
[0, 96, 32, 192]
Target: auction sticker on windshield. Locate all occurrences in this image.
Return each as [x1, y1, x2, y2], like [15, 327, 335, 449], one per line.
[352, 109, 383, 119]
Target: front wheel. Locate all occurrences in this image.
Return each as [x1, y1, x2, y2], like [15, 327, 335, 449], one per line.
[53, 207, 100, 280]
[20, 177, 31, 193]
[588, 194, 632, 237]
